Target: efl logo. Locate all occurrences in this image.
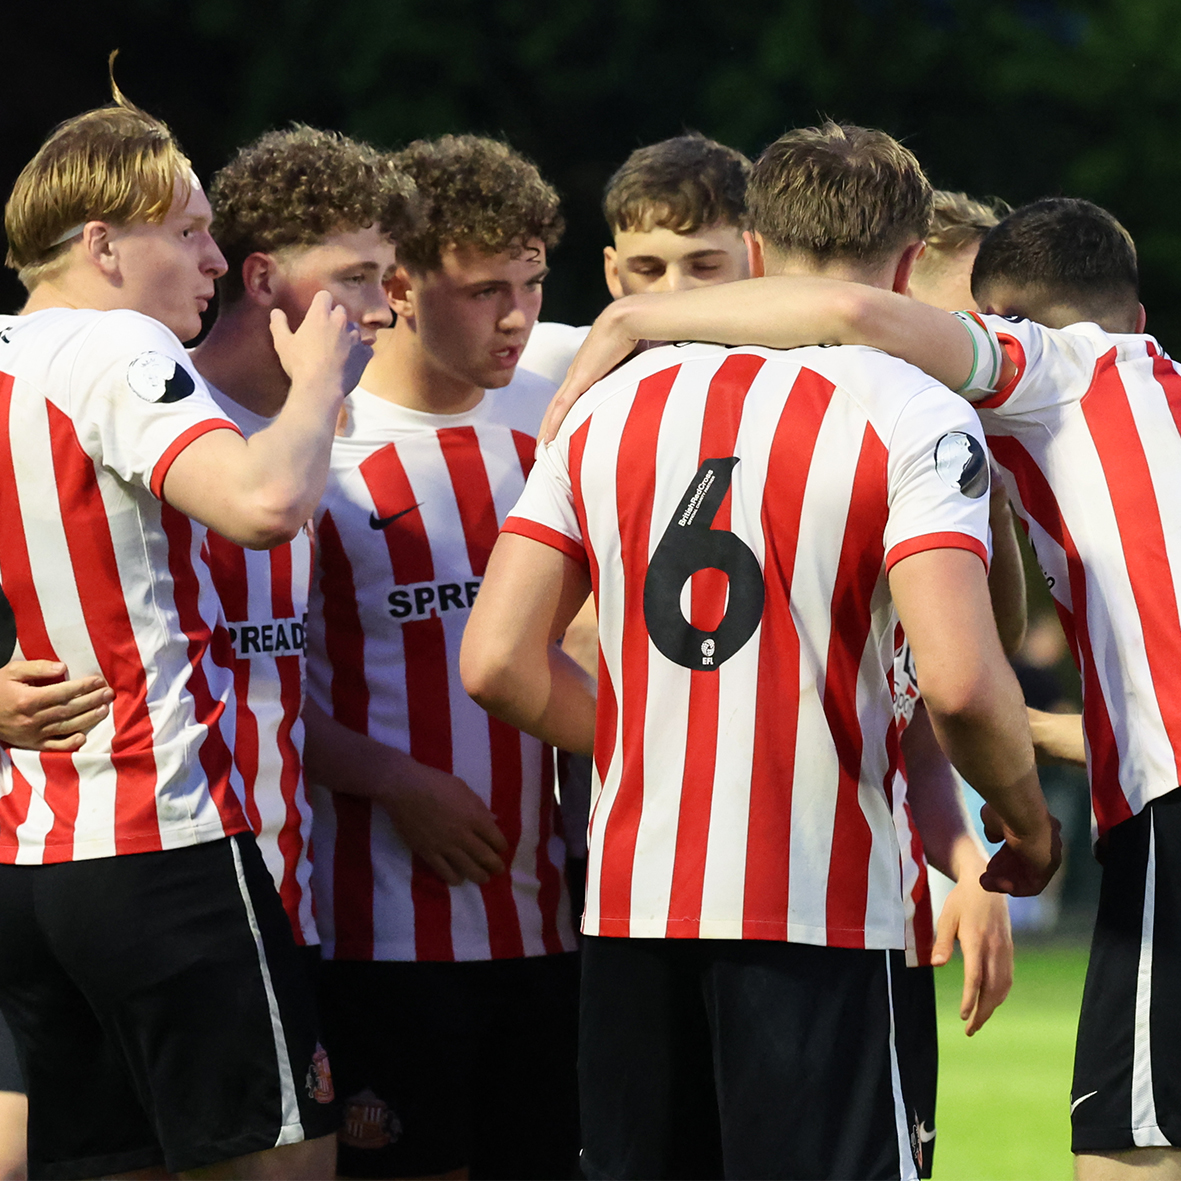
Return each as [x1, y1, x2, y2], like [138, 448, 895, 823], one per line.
[388, 579, 482, 621]
[226, 615, 308, 659]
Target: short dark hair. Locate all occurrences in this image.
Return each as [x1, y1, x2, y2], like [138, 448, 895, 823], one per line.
[391, 134, 563, 272]
[971, 198, 1139, 321]
[211, 126, 419, 302]
[603, 133, 751, 235]
[747, 121, 931, 264]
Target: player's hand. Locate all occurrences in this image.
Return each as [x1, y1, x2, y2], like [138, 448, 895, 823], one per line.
[540, 303, 646, 442]
[269, 290, 372, 398]
[979, 803, 1063, 896]
[931, 871, 1013, 1036]
[375, 760, 509, 887]
[0, 660, 114, 752]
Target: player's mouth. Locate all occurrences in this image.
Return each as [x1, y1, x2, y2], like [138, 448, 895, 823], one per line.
[492, 345, 521, 368]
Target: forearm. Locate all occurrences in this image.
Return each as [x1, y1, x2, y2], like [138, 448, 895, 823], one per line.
[468, 644, 596, 755]
[987, 495, 1027, 657]
[902, 705, 988, 881]
[1028, 707, 1086, 766]
[302, 696, 408, 798]
[605, 277, 975, 389]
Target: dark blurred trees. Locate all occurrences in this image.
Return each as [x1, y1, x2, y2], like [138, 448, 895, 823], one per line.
[4, 0, 1181, 344]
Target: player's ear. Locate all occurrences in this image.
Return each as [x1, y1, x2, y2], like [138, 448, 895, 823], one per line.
[744, 231, 766, 279]
[83, 222, 119, 279]
[604, 246, 625, 301]
[384, 266, 415, 318]
[1135, 302, 1147, 333]
[241, 253, 281, 307]
[892, 240, 925, 295]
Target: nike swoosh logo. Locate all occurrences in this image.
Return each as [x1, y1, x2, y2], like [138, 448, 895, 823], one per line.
[1071, 1091, 1098, 1114]
[917, 1122, 936, 1144]
[369, 504, 421, 530]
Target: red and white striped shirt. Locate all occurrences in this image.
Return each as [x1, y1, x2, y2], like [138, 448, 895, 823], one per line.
[966, 314, 1181, 835]
[204, 390, 317, 945]
[890, 634, 935, 967]
[0, 308, 247, 863]
[504, 342, 991, 948]
[306, 377, 576, 961]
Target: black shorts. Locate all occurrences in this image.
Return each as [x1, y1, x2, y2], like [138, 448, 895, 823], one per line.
[319, 952, 580, 1179]
[892, 965, 938, 1178]
[0, 833, 336, 1179]
[1072, 787, 1181, 1152]
[579, 936, 922, 1181]
[0, 1010, 23, 1096]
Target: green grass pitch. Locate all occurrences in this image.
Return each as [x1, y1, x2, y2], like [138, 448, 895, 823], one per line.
[932, 944, 1089, 1180]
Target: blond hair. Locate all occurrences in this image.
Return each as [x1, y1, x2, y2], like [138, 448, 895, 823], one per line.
[4, 55, 192, 290]
[747, 121, 931, 264]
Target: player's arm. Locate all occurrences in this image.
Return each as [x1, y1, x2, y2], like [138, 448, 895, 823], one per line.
[460, 534, 597, 756]
[889, 547, 1061, 895]
[902, 703, 1013, 1036]
[301, 698, 508, 886]
[163, 292, 370, 549]
[0, 660, 114, 752]
[542, 278, 1012, 440]
[987, 463, 1027, 657]
[1028, 707, 1086, 766]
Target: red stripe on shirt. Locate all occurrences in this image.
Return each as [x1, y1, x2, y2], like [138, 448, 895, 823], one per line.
[403, 616, 455, 961]
[824, 424, 890, 947]
[482, 717, 525, 958]
[988, 436, 1130, 833]
[159, 503, 244, 839]
[149, 419, 241, 499]
[270, 542, 296, 620]
[1149, 349, 1181, 440]
[512, 429, 536, 478]
[973, 333, 1027, 410]
[275, 655, 308, 944]
[1081, 351, 1181, 784]
[667, 353, 764, 937]
[744, 369, 835, 938]
[362, 443, 434, 584]
[903, 798, 935, 965]
[316, 512, 370, 732]
[0, 374, 57, 857]
[439, 425, 500, 577]
[885, 532, 989, 574]
[48, 402, 164, 854]
[597, 365, 680, 936]
[501, 517, 589, 567]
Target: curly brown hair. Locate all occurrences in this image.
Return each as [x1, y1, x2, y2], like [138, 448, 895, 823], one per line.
[391, 134, 563, 272]
[210, 125, 420, 302]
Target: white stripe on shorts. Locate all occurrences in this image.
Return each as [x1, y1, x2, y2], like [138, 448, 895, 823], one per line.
[1132, 812, 1172, 1147]
[230, 835, 304, 1147]
[885, 952, 920, 1181]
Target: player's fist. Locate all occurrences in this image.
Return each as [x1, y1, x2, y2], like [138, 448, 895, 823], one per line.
[269, 290, 372, 397]
[979, 803, 1063, 897]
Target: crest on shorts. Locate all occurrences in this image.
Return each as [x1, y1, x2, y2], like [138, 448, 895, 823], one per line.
[305, 1042, 335, 1104]
[126, 351, 196, 403]
[340, 1088, 403, 1149]
[934, 431, 988, 499]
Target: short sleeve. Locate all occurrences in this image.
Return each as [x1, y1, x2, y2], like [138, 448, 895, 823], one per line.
[501, 434, 587, 567]
[883, 385, 992, 573]
[70, 311, 241, 498]
[962, 314, 1096, 417]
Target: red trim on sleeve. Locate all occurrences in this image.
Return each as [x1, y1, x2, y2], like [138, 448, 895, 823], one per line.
[885, 531, 989, 574]
[150, 419, 243, 500]
[972, 333, 1026, 410]
[500, 516, 589, 568]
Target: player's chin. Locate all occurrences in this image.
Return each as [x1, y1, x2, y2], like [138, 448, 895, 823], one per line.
[172, 310, 205, 344]
[480, 367, 517, 390]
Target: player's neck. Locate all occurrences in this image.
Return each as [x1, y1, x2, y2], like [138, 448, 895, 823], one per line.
[360, 319, 486, 415]
[190, 307, 290, 419]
